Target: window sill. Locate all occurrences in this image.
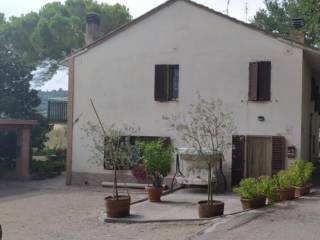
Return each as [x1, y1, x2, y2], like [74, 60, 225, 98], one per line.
[155, 99, 179, 103]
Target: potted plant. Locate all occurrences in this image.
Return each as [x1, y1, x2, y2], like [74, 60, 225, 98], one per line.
[258, 176, 278, 204]
[164, 97, 236, 218]
[274, 170, 295, 201]
[138, 139, 172, 202]
[233, 178, 266, 210]
[83, 100, 138, 218]
[289, 160, 314, 197]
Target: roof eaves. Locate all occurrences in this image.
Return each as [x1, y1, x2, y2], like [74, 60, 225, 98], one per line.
[61, 0, 320, 62]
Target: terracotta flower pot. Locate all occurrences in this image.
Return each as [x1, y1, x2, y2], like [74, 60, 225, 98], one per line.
[198, 200, 224, 218]
[146, 186, 163, 202]
[105, 195, 131, 218]
[305, 183, 312, 195]
[294, 186, 307, 198]
[278, 187, 295, 201]
[240, 196, 266, 210]
[294, 183, 312, 197]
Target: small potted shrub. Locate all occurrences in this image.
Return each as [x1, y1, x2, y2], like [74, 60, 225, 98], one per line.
[233, 178, 266, 210]
[275, 170, 295, 201]
[258, 176, 278, 204]
[138, 139, 172, 202]
[289, 160, 314, 197]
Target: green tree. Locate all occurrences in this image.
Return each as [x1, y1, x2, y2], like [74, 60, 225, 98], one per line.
[0, 41, 52, 148]
[0, 0, 131, 81]
[252, 0, 320, 46]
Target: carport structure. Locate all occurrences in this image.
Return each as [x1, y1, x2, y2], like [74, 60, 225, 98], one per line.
[0, 119, 37, 180]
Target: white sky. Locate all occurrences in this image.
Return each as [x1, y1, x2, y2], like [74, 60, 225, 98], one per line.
[2, 0, 265, 90]
[1, 0, 265, 22]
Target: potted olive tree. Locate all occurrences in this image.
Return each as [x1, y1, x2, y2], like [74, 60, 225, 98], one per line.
[289, 160, 314, 197]
[138, 139, 173, 202]
[233, 178, 266, 210]
[83, 100, 138, 218]
[164, 97, 236, 218]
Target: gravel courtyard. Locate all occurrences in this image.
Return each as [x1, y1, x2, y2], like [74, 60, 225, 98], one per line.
[0, 176, 207, 240]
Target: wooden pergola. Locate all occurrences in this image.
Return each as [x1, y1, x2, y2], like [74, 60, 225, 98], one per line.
[0, 119, 37, 180]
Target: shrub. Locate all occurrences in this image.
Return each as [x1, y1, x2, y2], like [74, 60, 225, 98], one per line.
[257, 176, 277, 200]
[30, 160, 65, 175]
[233, 178, 263, 199]
[32, 148, 56, 156]
[289, 160, 315, 187]
[137, 139, 173, 187]
[305, 162, 315, 182]
[274, 170, 294, 189]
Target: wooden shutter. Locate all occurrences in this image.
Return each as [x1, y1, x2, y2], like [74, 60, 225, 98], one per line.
[249, 62, 258, 101]
[168, 65, 179, 100]
[271, 136, 285, 175]
[231, 135, 245, 186]
[258, 61, 271, 101]
[155, 65, 169, 101]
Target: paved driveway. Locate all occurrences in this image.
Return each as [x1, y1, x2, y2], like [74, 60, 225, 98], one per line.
[0, 176, 206, 240]
[3, 176, 317, 240]
[192, 191, 320, 240]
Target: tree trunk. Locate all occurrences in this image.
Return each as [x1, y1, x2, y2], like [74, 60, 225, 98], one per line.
[208, 163, 212, 205]
[113, 165, 118, 200]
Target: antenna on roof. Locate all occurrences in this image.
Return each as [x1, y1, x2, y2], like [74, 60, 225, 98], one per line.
[226, 0, 231, 15]
[245, 1, 249, 23]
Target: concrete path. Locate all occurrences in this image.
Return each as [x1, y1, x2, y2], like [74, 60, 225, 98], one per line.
[109, 188, 242, 222]
[192, 191, 320, 240]
[0, 176, 207, 240]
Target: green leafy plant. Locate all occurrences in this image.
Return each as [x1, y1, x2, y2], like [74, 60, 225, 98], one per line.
[289, 160, 315, 187]
[233, 178, 263, 200]
[137, 139, 172, 188]
[32, 148, 56, 156]
[30, 160, 65, 175]
[257, 176, 277, 200]
[305, 162, 315, 182]
[274, 170, 294, 189]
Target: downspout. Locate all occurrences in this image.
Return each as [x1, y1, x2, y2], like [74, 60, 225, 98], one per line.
[309, 113, 313, 161]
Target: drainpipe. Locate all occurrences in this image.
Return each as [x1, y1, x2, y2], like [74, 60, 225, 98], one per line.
[309, 113, 313, 161]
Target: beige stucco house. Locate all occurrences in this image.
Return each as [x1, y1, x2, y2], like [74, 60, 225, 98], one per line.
[63, 0, 320, 187]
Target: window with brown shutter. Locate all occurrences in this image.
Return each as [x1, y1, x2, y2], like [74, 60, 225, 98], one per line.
[155, 65, 169, 101]
[154, 65, 179, 102]
[249, 61, 271, 101]
[249, 62, 258, 101]
[271, 136, 285, 175]
[231, 135, 245, 186]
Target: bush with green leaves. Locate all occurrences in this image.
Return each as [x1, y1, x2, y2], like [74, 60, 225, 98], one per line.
[258, 176, 277, 200]
[137, 139, 173, 188]
[32, 148, 56, 156]
[274, 170, 295, 189]
[289, 160, 315, 187]
[233, 178, 264, 200]
[30, 160, 65, 175]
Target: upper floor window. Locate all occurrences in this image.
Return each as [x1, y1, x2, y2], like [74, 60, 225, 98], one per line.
[154, 65, 179, 102]
[249, 61, 271, 101]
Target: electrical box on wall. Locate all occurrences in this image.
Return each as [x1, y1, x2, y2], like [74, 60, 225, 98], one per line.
[287, 146, 296, 159]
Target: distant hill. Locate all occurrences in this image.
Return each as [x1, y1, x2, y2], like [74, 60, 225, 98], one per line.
[37, 89, 68, 116]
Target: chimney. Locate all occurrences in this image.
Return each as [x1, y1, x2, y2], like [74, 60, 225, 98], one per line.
[85, 12, 100, 45]
[290, 18, 305, 44]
